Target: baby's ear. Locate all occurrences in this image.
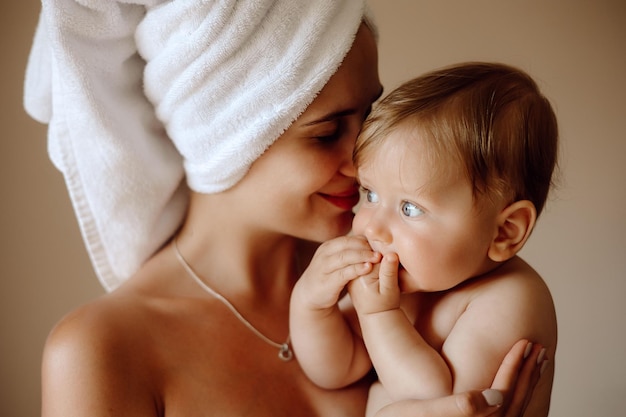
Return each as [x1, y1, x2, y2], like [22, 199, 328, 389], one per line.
[488, 200, 537, 262]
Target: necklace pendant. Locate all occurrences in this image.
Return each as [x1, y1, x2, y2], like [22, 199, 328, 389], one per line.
[174, 239, 295, 363]
[278, 343, 293, 361]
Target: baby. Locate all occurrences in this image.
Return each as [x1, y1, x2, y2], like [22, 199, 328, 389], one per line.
[290, 62, 558, 416]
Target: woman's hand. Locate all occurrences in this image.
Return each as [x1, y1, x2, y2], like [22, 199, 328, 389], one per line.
[490, 340, 545, 417]
[373, 339, 546, 417]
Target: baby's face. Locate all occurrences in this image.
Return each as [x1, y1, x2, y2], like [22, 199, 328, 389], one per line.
[352, 127, 501, 293]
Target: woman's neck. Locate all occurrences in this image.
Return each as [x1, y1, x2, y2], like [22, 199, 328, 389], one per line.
[175, 192, 303, 303]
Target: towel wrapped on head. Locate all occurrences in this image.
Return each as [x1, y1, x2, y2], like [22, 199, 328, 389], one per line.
[24, 0, 370, 291]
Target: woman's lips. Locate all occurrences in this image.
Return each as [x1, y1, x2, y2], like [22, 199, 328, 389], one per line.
[320, 189, 361, 211]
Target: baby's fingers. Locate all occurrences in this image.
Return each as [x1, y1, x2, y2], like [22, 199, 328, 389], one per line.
[378, 253, 400, 296]
[326, 241, 380, 277]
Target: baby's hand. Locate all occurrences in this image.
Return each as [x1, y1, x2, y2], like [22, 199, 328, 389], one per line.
[296, 235, 381, 310]
[348, 253, 401, 315]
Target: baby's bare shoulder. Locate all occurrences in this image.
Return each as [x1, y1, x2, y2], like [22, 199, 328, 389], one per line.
[460, 256, 557, 345]
[472, 256, 553, 303]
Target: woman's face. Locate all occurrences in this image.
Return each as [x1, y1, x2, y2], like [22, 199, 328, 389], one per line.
[232, 24, 382, 242]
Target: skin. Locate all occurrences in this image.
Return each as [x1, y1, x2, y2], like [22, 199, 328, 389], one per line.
[41, 24, 542, 417]
[354, 128, 504, 295]
[290, 123, 556, 416]
[351, 127, 556, 416]
[41, 23, 380, 417]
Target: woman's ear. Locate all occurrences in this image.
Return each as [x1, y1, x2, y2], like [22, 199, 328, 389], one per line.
[488, 200, 537, 262]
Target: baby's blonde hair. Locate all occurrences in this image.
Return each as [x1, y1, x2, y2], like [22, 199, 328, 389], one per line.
[355, 62, 558, 215]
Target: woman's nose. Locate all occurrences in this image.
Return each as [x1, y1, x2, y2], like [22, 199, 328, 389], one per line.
[339, 142, 357, 178]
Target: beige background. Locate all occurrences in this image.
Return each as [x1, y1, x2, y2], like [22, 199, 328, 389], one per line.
[1, 1, 624, 416]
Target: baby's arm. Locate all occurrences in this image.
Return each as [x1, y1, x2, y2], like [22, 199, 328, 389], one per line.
[349, 253, 452, 400]
[374, 339, 548, 417]
[289, 235, 381, 388]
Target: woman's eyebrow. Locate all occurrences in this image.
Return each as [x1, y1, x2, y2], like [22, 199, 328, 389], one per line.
[303, 109, 356, 126]
[303, 86, 383, 127]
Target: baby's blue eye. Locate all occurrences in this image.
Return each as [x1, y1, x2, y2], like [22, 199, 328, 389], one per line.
[365, 189, 379, 203]
[401, 201, 424, 218]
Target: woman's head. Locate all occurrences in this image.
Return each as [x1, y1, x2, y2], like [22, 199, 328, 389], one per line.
[25, 0, 377, 289]
[355, 62, 559, 216]
[220, 23, 382, 242]
[137, 0, 372, 194]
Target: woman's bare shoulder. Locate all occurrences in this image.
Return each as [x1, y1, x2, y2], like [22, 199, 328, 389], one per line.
[46, 290, 149, 352]
[41, 286, 169, 416]
[44, 292, 157, 362]
[44, 261, 191, 366]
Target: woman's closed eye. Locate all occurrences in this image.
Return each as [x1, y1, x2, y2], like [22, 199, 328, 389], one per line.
[308, 120, 343, 144]
[314, 131, 341, 143]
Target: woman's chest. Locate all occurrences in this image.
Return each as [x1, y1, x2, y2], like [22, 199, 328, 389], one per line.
[160, 350, 369, 417]
[151, 310, 369, 417]
[163, 375, 368, 417]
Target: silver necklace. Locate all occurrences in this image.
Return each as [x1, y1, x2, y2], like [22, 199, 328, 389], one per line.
[173, 238, 293, 361]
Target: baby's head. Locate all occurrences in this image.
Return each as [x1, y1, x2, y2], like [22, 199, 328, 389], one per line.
[355, 62, 558, 216]
[352, 62, 559, 291]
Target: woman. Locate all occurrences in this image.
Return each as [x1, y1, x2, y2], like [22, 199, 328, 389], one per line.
[25, 1, 545, 416]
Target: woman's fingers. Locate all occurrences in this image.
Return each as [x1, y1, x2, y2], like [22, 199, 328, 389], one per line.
[374, 390, 503, 417]
[491, 339, 546, 416]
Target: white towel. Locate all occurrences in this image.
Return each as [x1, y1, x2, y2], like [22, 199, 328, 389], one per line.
[24, 0, 368, 291]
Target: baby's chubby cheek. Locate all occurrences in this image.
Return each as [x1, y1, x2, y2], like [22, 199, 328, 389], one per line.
[397, 263, 423, 293]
